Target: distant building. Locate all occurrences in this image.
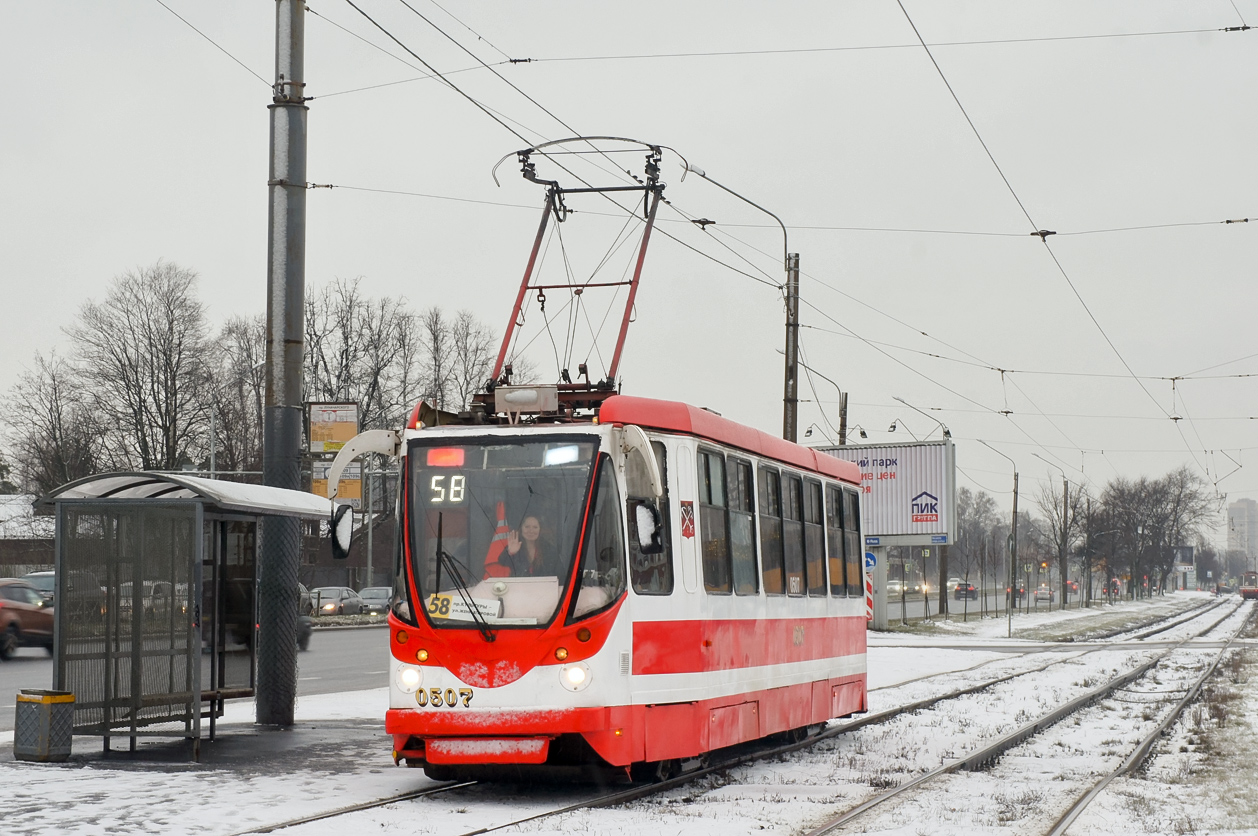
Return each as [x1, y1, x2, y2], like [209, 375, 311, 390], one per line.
[1228, 498, 1258, 561]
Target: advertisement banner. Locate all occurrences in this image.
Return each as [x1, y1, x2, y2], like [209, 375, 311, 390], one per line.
[818, 440, 955, 544]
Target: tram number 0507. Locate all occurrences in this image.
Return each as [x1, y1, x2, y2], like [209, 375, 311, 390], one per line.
[417, 687, 474, 708]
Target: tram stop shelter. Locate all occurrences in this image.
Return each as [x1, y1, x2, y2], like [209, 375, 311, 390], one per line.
[37, 473, 334, 757]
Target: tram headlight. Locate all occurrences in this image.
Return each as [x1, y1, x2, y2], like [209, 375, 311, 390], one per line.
[560, 662, 591, 692]
[396, 665, 423, 694]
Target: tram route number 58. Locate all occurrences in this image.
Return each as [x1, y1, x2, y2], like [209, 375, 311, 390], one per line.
[417, 687, 474, 708]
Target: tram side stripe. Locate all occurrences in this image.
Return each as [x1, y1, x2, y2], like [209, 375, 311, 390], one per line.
[632, 616, 866, 676]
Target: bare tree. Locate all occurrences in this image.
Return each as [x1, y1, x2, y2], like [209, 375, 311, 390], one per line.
[1034, 480, 1087, 609]
[7, 352, 100, 494]
[304, 278, 421, 430]
[65, 261, 212, 471]
[210, 315, 266, 475]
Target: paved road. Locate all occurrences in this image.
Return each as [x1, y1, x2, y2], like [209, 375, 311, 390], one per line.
[0, 627, 389, 732]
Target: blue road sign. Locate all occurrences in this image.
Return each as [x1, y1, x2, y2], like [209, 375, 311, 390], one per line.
[865, 552, 877, 569]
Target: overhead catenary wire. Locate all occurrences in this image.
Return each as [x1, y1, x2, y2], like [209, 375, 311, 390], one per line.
[151, 0, 270, 85]
[319, 0, 1237, 498]
[515, 25, 1245, 65]
[895, 0, 1211, 480]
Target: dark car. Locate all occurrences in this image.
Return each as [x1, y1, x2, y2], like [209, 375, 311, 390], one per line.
[359, 586, 391, 616]
[0, 578, 55, 659]
[954, 581, 978, 600]
[311, 586, 364, 616]
[20, 571, 55, 602]
[1007, 585, 1026, 605]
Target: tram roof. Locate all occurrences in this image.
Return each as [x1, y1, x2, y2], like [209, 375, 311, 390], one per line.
[38, 472, 335, 519]
[600, 396, 861, 484]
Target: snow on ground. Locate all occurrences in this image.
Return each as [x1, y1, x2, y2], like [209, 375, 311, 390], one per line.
[2, 592, 1250, 836]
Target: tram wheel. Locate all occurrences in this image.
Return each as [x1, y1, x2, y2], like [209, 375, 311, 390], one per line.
[631, 759, 680, 783]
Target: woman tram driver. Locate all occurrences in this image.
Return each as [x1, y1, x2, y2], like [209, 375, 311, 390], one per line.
[498, 515, 561, 577]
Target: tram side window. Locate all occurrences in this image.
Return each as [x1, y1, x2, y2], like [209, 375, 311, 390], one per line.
[827, 486, 846, 597]
[759, 467, 785, 595]
[697, 449, 732, 594]
[628, 440, 674, 595]
[844, 490, 863, 596]
[804, 479, 827, 596]
[783, 474, 805, 596]
[571, 458, 627, 621]
[728, 457, 759, 595]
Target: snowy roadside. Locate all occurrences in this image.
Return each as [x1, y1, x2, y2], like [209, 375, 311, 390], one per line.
[876, 591, 1215, 644]
[2, 593, 1248, 836]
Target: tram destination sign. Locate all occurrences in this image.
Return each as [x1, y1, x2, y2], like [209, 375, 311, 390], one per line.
[818, 440, 956, 545]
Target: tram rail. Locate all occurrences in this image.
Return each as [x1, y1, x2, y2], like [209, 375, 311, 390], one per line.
[220, 597, 1246, 836]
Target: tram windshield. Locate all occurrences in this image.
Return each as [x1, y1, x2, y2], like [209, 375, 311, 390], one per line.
[408, 437, 598, 629]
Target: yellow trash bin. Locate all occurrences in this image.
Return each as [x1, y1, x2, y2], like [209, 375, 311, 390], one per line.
[14, 690, 74, 762]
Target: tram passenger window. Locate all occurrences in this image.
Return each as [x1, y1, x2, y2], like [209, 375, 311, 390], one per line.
[571, 458, 627, 621]
[844, 490, 863, 596]
[697, 449, 731, 594]
[728, 457, 758, 595]
[783, 474, 805, 597]
[629, 441, 673, 595]
[758, 467, 785, 594]
[827, 486, 846, 597]
[804, 480, 827, 596]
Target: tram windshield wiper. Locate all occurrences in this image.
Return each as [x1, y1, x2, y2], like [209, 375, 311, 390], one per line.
[434, 513, 496, 643]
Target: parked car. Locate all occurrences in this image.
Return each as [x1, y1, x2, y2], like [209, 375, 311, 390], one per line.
[1034, 584, 1055, 603]
[954, 581, 978, 600]
[359, 587, 391, 616]
[311, 586, 364, 616]
[0, 578, 55, 659]
[20, 571, 55, 602]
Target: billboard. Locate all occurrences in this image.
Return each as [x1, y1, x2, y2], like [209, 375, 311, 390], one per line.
[818, 440, 956, 545]
[308, 402, 359, 453]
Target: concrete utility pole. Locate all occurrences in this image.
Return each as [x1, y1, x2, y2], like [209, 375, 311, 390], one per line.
[258, 0, 307, 726]
[783, 253, 800, 442]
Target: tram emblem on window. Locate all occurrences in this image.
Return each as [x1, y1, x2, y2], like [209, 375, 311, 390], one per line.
[679, 501, 695, 538]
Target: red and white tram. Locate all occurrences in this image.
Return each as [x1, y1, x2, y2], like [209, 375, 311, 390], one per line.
[331, 395, 867, 779]
[324, 139, 868, 778]
[1241, 571, 1258, 600]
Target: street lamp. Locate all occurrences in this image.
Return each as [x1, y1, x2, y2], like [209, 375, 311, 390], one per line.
[778, 351, 849, 443]
[1033, 453, 1070, 612]
[979, 440, 1019, 638]
[887, 418, 921, 441]
[684, 163, 801, 442]
[892, 396, 951, 439]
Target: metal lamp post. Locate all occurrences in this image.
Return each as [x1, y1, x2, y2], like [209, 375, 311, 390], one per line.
[1033, 454, 1070, 612]
[683, 164, 800, 442]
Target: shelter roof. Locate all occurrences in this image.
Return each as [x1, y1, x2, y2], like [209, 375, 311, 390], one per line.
[38, 473, 334, 520]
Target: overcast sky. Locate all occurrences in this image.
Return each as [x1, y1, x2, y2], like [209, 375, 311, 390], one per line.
[2, 1, 1254, 547]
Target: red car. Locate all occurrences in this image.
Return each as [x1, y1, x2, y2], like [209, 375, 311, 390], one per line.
[0, 578, 54, 659]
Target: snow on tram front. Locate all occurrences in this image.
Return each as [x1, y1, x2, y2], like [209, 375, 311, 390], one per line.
[328, 393, 868, 781]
